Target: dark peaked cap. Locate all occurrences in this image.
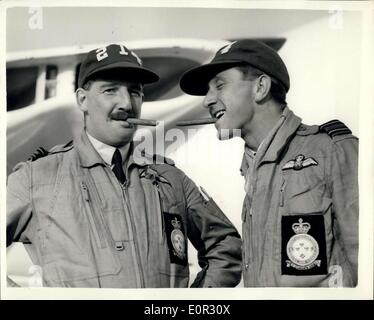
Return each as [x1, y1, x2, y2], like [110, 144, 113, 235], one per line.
[180, 39, 290, 96]
[78, 43, 159, 88]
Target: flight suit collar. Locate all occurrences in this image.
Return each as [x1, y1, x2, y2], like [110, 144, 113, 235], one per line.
[86, 132, 130, 166]
[259, 107, 302, 163]
[75, 130, 107, 168]
[75, 130, 149, 169]
[239, 107, 302, 174]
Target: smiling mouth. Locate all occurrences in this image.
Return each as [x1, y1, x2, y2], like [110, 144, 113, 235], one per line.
[213, 110, 226, 120]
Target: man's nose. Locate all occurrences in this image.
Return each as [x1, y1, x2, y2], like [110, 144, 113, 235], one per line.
[203, 89, 217, 109]
[116, 87, 132, 111]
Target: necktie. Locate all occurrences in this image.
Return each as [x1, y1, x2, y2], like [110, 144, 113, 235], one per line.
[111, 149, 126, 184]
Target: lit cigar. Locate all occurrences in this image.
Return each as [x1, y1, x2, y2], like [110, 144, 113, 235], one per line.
[176, 118, 217, 127]
[127, 118, 158, 126]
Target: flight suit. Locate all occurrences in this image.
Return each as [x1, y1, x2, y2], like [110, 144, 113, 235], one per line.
[241, 108, 358, 287]
[7, 130, 242, 288]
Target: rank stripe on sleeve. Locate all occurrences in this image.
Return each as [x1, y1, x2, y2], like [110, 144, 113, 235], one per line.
[320, 120, 352, 138]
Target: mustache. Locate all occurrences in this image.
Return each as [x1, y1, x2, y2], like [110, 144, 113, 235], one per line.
[110, 111, 137, 121]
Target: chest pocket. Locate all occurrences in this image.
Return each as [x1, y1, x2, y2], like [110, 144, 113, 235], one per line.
[280, 159, 331, 215]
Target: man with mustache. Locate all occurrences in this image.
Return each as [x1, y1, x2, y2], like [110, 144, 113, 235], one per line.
[179, 40, 359, 287]
[7, 44, 242, 288]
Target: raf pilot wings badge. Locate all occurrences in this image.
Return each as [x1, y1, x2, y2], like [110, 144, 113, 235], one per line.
[282, 154, 318, 171]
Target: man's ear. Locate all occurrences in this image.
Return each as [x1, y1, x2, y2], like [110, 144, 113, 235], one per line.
[76, 88, 88, 112]
[254, 74, 272, 103]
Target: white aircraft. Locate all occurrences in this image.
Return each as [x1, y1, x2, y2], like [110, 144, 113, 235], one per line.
[6, 37, 285, 287]
[6, 38, 221, 175]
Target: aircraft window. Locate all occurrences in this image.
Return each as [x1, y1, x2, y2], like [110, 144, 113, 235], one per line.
[45, 65, 58, 99]
[6, 66, 39, 111]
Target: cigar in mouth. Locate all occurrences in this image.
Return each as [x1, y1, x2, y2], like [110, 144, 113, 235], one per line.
[127, 118, 158, 126]
[111, 113, 158, 126]
[176, 118, 217, 127]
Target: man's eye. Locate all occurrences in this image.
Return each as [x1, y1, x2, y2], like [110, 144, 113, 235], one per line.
[216, 83, 224, 90]
[130, 90, 142, 97]
[103, 88, 116, 94]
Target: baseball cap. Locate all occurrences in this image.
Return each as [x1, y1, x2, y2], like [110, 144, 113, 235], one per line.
[180, 39, 290, 95]
[78, 44, 159, 88]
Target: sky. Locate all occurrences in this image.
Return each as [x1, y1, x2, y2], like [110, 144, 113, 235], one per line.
[6, 6, 326, 52]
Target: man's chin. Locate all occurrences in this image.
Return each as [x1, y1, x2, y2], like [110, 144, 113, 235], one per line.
[112, 130, 136, 147]
[216, 128, 241, 140]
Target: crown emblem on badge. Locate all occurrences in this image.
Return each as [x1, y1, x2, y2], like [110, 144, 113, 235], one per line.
[292, 218, 311, 234]
[286, 217, 320, 270]
[171, 217, 182, 229]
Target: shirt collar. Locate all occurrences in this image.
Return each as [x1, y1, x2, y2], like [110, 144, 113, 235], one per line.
[86, 132, 130, 165]
[75, 130, 161, 169]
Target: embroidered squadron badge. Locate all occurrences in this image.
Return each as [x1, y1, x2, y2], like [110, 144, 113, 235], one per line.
[286, 218, 320, 270]
[282, 154, 318, 171]
[170, 217, 186, 261]
[281, 215, 327, 275]
[163, 213, 187, 265]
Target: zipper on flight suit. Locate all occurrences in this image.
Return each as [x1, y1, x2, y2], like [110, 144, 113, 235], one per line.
[247, 205, 257, 286]
[121, 181, 145, 288]
[250, 165, 260, 286]
[279, 179, 286, 207]
[80, 181, 107, 248]
[243, 198, 254, 285]
[153, 180, 165, 243]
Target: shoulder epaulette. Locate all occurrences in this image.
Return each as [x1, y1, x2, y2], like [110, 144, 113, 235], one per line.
[319, 120, 352, 138]
[28, 147, 49, 161]
[28, 140, 74, 162]
[49, 140, 74, 153]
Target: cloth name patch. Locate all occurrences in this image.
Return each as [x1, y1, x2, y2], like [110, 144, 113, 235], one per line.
[163, 213, 187, 266]
[281, 215, 327, 275]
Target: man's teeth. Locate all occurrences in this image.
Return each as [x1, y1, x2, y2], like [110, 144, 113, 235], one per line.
[215, 110, 225, 119]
